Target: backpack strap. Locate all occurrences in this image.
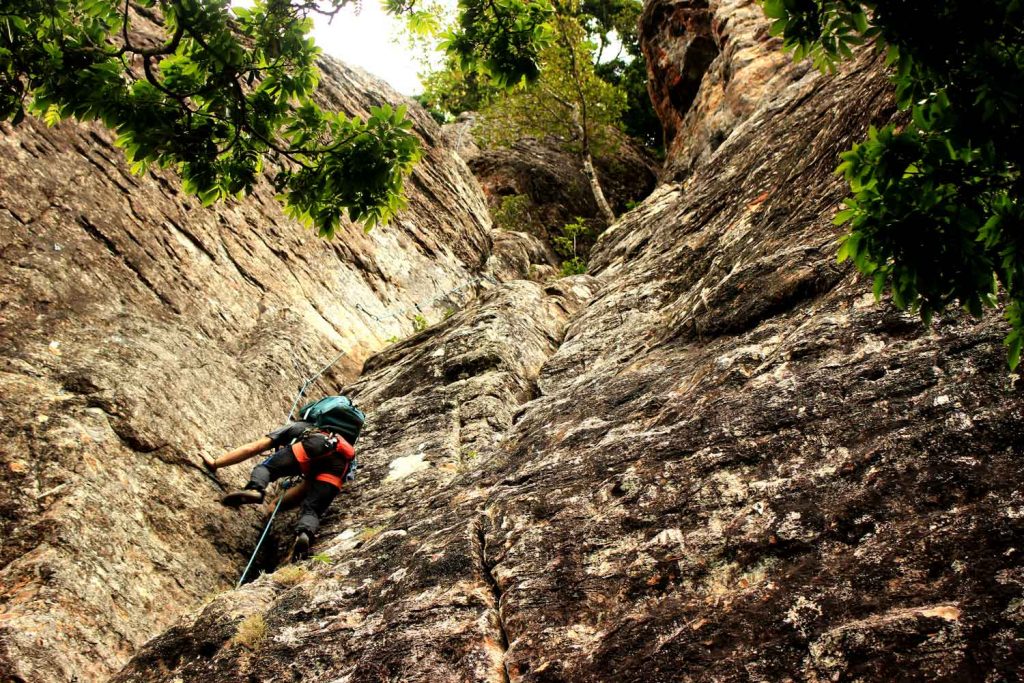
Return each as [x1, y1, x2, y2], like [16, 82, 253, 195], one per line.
[331, 434, 355, 459]
[293, 436, 352, 489]
[291, 441, 312, 476]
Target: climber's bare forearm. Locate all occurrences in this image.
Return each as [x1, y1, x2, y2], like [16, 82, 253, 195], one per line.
[207, 437, 273, 470]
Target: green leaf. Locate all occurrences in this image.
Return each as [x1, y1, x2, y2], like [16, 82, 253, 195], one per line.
[833, 208, 856, 225]
[837, 232, 860, 264]
[872, 272, 886, 300]
[1007, 329, 1023, 371]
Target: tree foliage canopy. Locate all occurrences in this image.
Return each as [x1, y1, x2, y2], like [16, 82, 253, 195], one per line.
[581, 0, 660, 148]
[431, 0, 658, 148]
[1, 0, 420, 235]
[472, 16, 625, 156]
[764, 0, 1024, 368]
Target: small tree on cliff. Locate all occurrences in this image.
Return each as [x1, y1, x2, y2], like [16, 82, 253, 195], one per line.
[581, 0, 660, 150]
[762, 0, 1024, 368]
[431, 0, 655, 146]
[468, 12, 625, 224]
[0, 0, 425, 236]
[431, 0, 655, 224]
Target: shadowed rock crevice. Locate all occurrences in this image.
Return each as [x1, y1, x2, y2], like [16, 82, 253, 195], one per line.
[476, 515, 512, 683]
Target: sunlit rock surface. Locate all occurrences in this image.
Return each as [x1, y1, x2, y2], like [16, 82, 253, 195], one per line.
[641, 0, 803, 181]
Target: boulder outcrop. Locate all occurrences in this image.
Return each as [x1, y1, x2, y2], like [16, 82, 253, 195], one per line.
[466, 135, 657, 234]
[641, 0, 804, 181]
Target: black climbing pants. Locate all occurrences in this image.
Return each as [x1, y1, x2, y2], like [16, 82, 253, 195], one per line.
[248, 445, 343, 538]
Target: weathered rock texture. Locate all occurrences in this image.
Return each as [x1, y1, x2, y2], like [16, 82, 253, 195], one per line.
[8, 2, 1024, 682]
[641, 0, 804, 181]
[0, 59, 493, 682]
[108, 276, 600, 683]
[115, 27, 1022, 683]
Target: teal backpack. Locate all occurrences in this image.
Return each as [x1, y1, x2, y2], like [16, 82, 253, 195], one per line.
[296, 395, 365, 482]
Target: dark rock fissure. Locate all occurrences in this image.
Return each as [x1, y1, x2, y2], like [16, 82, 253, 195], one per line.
[476, 515, 511, 683]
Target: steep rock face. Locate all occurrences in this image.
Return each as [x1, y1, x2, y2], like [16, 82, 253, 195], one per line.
[0, 60, 492, 682]
[116, 46, 1022, 683]
[641, 0, 804, 181]
[512, 52, 1022, 679]
[113, 276, 600, 683]
[484, 230, 561, 283]
[7, 2, 1024, 680]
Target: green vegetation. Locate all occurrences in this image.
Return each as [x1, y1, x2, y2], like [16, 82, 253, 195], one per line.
[492, 193, 535, 232]
[232, 613, 268, 650]
[412, 313, 429, 332]
[471, 11, 624, 223]
[582, 0, 661, 149]
[1, 0, 422, 235]
[424, 0, 656, 225]
[2, 0, 649, 237]
[763, 0, 1024, 368]
[416, 61, 500, 119]
[435, 0, 657, 148]
[559, 257, 587, 277]
[553, 216, 592, 275]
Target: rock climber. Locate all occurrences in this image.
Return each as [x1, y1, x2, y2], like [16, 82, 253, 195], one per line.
[203, 396, 364, 560]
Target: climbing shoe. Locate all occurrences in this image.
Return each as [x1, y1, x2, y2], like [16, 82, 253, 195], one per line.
[220, 488, 264, 507]
[289, 532, 311, 562]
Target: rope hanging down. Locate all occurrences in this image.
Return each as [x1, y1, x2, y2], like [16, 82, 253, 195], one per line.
[236, 271, 499, 586]
[286, 347, 349, 420]
[236, 482, 292, 587]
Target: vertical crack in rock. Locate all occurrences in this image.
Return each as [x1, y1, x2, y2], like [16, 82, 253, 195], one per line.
[476, 514, 511, 683]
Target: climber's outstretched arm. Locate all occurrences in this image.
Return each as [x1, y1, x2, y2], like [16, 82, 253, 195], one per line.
[204, 437, 273, 471]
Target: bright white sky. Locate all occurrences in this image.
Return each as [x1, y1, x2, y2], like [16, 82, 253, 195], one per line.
[309, 2, 449, 96]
